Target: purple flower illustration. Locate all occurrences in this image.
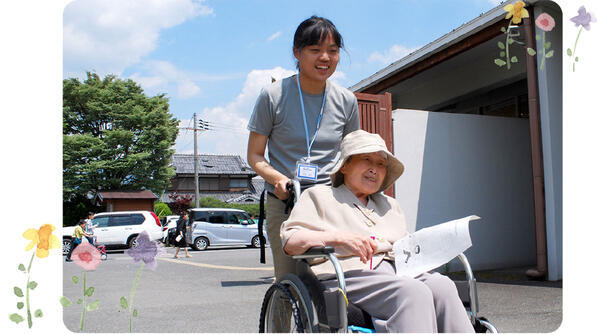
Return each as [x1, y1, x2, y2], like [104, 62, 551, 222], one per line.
[122, 231, 165, 332]
[570, 6, 596, 31]
[568, 6, 596, 72]
[125, 231, 164, 270]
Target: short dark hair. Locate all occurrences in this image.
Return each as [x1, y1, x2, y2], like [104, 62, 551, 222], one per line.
[88, 212, 94, 216]
[79, 219, 87, 225]
[293, 16, 344, 67]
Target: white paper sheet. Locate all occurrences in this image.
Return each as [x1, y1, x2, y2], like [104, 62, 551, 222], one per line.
[392, 215, 480, 278]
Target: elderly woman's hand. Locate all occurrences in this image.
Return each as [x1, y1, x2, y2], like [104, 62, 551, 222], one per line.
[283, 230, 378, 263]
[330, 231, 379, 264]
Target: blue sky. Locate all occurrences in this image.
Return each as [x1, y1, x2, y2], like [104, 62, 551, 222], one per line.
[63, 0, 505, 159]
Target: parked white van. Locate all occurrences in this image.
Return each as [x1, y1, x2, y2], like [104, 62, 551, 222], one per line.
[186, 208, 265, 251]
[62, 211, 163, 253]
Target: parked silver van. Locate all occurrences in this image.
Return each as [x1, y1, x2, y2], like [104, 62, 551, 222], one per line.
[186, 208, 265, 251]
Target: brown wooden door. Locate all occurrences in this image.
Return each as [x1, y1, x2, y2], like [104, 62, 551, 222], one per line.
[355, 92, 394, 197]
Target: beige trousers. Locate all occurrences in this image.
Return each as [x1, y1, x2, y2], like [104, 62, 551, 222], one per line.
[323, 260, 475, 333]
[266, 193, 296, 279]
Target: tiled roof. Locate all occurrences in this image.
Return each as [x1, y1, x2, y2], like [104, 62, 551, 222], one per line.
[172, 154, 256, 176]
[97, 190, 158, 200]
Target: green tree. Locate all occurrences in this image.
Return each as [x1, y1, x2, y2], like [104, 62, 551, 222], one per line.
[63, 72, 179, 225]
[154, 202, 172, 217]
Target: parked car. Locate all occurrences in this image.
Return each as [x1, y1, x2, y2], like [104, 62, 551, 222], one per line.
[62, 211, 163, 254]
[161, 215, 180, 244]
[186, 208, 267, 251]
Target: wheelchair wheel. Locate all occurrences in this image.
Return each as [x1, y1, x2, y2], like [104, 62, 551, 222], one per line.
[259, 283, 304, 332]
[278, 274, 319, 332]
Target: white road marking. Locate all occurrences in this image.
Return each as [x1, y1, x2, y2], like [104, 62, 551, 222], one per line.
[158, 257, 274, 271]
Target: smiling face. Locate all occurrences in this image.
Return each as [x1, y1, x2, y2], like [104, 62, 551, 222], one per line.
[293, 32, 340, 94]
[340, 152, 387, 202]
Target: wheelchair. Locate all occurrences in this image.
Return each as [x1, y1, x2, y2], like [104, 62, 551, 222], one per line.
[259, 246, 498, 333]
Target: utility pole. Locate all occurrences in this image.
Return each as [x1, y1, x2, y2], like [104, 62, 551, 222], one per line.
[193, 113, 200, 208]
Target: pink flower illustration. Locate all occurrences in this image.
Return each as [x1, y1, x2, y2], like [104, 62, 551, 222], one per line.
[72, 242, 102, 271]
[535, 13, 555, 32]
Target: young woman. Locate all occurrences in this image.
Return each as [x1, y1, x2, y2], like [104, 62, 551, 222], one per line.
[247, 16, 360, 279]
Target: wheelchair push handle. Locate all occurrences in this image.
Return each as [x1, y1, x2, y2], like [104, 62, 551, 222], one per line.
[284, 179, 301, 214]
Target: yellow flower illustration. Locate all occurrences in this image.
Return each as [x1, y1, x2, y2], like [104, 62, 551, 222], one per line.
[23, 224, 61, 258]
[504, 1, 530, 24]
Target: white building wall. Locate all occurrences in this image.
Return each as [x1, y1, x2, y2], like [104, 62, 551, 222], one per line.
[393, 109, 536, 271]
[533, 3, 563, 281]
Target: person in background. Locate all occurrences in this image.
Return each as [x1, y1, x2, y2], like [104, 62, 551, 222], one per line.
[247, 15, 359, 279]
[66, 219, 92, 262]
[174, 212, 191, 259]
[84, 211, 95, 244]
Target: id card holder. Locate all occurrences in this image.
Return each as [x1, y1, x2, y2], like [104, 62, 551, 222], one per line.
[295, 160, 318, 182]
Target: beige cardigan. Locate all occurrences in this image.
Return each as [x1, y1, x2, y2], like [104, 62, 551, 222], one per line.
[280, 184, 408, 278]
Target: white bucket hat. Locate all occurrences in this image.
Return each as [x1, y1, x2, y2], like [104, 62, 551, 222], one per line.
[330, 130, 404, 193]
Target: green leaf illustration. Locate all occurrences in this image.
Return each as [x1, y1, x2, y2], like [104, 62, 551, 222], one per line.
[545, 50, 554, 58]
[77, 299, 82, 305]
[494, 59, 506, 66]
[133, 309, 138, 317]
[87, 300, 100, 311]
[545, 41, 551, 49]
[527, 48, 537, 56]
[18, 264, 26, 272]
[85, 287, 95, 297]
[536, 34, 541, 41]
[500, 51, 506, 57]
[567, 48, 572, 56]
[34, 309, 43, 318]
[511, 56, 518, 63]
[507, 38, 515, 45]
[14, 287, 24, 298]
[575, 57, 579, 62]
[9, 313, 24, 324]
[120, 297, 128, 310]
[497, 41, 505, 49]
[72, 276, 79, 284]
[59, 296, 72, 308]
[17, 302, 24, 310]
[28, 281, 38, 290]
[501, 27, 506, 33]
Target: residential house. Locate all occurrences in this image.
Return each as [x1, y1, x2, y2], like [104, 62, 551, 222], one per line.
[161, 154, 263, 205]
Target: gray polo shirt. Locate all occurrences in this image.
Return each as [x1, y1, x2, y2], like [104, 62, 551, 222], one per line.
[248, 75, 359, 192]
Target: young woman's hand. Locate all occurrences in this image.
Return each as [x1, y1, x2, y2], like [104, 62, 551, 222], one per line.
[273, 178, 291, 200]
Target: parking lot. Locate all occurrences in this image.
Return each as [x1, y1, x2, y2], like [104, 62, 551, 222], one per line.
[62, 245, 562, 333]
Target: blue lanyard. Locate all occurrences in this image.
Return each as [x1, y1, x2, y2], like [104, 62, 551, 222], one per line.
[296, 74, 327, 162]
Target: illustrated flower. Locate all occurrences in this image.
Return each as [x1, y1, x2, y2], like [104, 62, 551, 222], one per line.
[125, 231, 164, 270]
[570, 6, 596, 31]
[535, 13, 555, 32]
[72, 242, 102, 271]
[121, 231, 165, 332]
[504, 1, 529, 24]
[23, 224, 61, 258]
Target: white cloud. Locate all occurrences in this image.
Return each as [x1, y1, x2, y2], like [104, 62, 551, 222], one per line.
[129, 60, 201, 99]
[267, 31, 281, 41]
[174, 67, 296, 158]
[63, 0, 213, 78]
[367, 44, 420, 65]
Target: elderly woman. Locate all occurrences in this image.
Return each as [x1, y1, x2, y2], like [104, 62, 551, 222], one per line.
[280, 130, 474, 333]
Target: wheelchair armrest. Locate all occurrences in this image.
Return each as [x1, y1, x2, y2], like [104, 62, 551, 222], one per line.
[292, 246, 335, 259]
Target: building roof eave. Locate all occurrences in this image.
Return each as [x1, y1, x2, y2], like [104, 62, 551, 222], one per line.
[349, 1, 536, 92]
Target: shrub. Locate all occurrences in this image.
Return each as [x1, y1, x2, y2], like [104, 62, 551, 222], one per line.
[154, 202, 172, 217]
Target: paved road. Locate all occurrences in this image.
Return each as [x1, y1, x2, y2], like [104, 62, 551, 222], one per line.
[63, 246, 562, 332]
